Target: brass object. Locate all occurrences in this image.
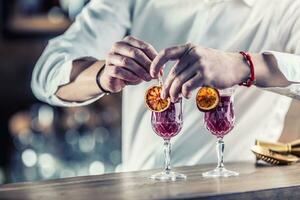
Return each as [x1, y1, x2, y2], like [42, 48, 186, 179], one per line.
[255, 139, 300, 157]
[251, 145, 299, 165]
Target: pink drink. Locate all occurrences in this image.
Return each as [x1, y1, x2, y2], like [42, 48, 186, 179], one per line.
[151, 102, 182, 140]
[204, 96, 235, 138]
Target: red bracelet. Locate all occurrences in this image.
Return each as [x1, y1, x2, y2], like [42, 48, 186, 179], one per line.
[239, 51, 256, 87]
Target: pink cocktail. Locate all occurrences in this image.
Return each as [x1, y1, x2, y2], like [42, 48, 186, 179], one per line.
[202, 88, 239, 177]
[204, 96, 235, 138]
[150, 98, 186, 181]
[152, 103, 182, 140]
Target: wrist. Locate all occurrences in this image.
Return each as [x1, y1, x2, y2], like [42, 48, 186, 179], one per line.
[231, 52, 251, 85]
[96, 64, 112, 94]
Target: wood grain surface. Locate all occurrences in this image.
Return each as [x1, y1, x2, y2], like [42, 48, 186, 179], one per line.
[0, 162, 300, 200]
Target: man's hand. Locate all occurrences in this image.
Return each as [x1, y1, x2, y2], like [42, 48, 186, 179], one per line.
[150, 43, 250, 102]
[100, 36, 158, 93]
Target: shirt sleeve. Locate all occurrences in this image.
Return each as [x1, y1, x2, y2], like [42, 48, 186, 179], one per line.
[262, 1, 300, 100]
[31, 0, 131, 107]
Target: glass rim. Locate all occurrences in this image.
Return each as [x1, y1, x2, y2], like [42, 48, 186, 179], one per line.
[219, 87, 235, 96]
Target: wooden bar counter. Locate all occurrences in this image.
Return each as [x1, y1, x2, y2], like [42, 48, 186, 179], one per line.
[0, 162, 300, 200]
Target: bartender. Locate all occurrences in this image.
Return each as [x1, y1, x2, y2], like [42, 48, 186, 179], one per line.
[32, 0, 300, 171]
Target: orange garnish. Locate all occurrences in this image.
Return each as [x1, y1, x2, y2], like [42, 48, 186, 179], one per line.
[196, 86, 220, 112]
[145, 85, 170, 112]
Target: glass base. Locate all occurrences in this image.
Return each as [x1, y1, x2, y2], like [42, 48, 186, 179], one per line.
[202, 167, 239, 178]
[150, 171, 187, 181]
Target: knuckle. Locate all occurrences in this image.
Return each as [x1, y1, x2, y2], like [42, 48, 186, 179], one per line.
[105, 66, 113, 75]
[134, 50, 144, 59]
[173, 78, 182, 86]
[112, 66, 121, 75]
[107, 52, 114, 60]
[171, 68, 179, 77]
[144, 59, 151, 66]
[128, 48, 141, 58]
[163, 79, 172, 88]
[115, 41, 123, 46]
[106, 56, 111, 64]
[202, 66, 211, 79]
[139, 43, 148, 50]
[161, 48, 170, 56]
[196, 58, 204, 67]
[169, 88, 178, 98]
[183, 82, 192, 91]
[111, 44, 117, 51]
[121, 57, 131, 66]
[107, 52, 114, 57]
[165, 47, 173, 54]
[182, 85, 188, 93]
[186, 42, 194, 49]
[128, 48, 137, 57]
[135, 50, 143, 58]
[147, 43, 154, 49]
[189, 46, 198, 55]
[112, 42, 122, 51]
[124, 35, 134, 41]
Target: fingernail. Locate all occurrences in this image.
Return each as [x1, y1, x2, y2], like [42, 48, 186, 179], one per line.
[187, 93, 192, 99]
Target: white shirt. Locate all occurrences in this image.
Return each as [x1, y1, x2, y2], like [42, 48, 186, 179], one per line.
[31, 0, 300, 171]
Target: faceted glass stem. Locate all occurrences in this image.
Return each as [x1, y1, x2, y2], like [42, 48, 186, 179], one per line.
[216, 138, 225, 169]
[202, 136, 239, 177]
[150, 139, 186, 181]
[164, 139, 171, 174]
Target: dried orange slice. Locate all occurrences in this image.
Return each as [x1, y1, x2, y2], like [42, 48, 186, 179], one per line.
[145, 85, 170, 112]
[196, 86, 220, 112]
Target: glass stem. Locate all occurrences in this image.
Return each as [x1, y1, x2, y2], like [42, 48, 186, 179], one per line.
[216, 138, 225, 169]
[163, 139, 171, 174]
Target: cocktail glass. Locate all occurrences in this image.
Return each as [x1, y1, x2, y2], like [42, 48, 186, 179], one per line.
[202, 88, 239, 177]
[150, 98, 186, 181]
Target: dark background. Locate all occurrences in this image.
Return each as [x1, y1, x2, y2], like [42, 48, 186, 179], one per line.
[0, 0, 122, 184]
[0, 0, 299, 184]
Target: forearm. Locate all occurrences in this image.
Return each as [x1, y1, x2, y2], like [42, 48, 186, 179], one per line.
[235, 53, 291, 88]
[56, 58, 105, 102]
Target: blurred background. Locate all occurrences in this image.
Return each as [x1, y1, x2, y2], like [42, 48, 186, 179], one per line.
[0, 0, 299, 185]
[0, 0, 122, 184]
